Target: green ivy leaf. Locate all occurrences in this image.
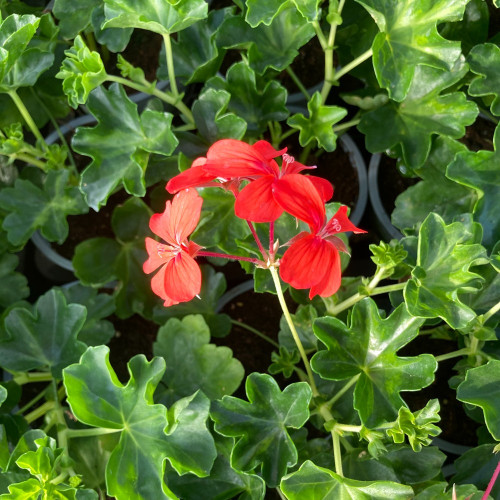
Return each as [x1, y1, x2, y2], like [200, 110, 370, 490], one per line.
[158, 9, 228, 85]
[468, 43, 500, 116]
[457, 360, 500, 440]
[287, 92, 348, 152]
[0, 289, 87, 378]
[0, 170, 88, 246]
[446, 123, 500, 251]
[152, 315, 244, 406]
[91, 5, 133, 52]
[246, 0, 319, 26]
[52, 0, 99, 38]
[369, 240, 408, 270]
[73, 197, 158, 319]
[269, 347, 301, 378]
[392, 137, 476, 234]
[63, 345, 216, 500]
[404, 213, 488, 328]
[312, 299, 434, 428]
[73, 83, 178, 210]
[386, 399, 441, 452]
[102, 0, 208, 35]
[355, 0, 467, 101]
[0, 253, 28, 309]
[211, 373, 312, 487]
[59, 283, 115, 347]
[359, 60, 478, 168]
[56, 35, 107, 108]
[414, 482, 483, 500]
[207, 62, 288, 136]
[217, 7, 315, 75]
[280, 460, 414, 499]
[192, 88, 247, 143]
[0, 14, 55, 92]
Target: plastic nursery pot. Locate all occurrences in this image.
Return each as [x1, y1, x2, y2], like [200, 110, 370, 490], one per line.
[368, 153, 404, 241]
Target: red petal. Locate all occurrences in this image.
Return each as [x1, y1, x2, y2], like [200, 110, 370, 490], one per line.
[251, 140, 287, 161]
[235, 176, 283, 222]
[166, 159, 215, 194]
[168, 188, 203, 243]
[307, 176, 334, 202]
[279, 234, 331, 289]
[272, 174, 325, 232]
[281, 155, 316, 175]
[163, 251, 202, 303]
[324, 205, 367, 235]
[143, 237, 174, 274]
[309, 248, 341, 298]
[204, 139, 275, 177]
[149, 202, 175, 246]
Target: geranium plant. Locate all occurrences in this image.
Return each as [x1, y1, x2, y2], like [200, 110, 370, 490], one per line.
[0, 0, 499, 499]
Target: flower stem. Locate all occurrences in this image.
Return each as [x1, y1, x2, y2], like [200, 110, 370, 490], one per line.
[12, 152, 48, 170]
[13, 371, 53, 385]
[246, 220, 269, 261]
[434, 348, 471, 363]
[269, 266, 319, 396]
[332, 118, 361, 133]
[198, 250, 264, 266]
[7, 90, 47, 150]
[25, 400, 56, 424]
[286, 66, 310, 100]
[334, 48, 373, 81]
[482, 458, 500, 500]
[16, 384, 51, 415]
[332, 430, 343, 476]
[269, 222, 275, 258]
[481, 300, 500, 324]
[230, 319, 279, 348]
[162, 33, 179, 97]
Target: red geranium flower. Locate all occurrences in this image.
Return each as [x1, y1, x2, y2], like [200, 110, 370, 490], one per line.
[166, 139, 333, 223]
[275, 175, 366, 298]
[143, 188, 203, 307]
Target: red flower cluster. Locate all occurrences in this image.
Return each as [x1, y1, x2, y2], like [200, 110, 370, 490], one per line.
[145, 139, 365, 305]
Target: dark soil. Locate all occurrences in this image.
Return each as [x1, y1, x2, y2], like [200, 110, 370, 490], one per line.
[460, 116, 496, 152]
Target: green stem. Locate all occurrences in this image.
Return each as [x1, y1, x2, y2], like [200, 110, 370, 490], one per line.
[278, 127, 299, 143]
[230, 319, 279, 348]
[13, 371, 53, 385]
[269, 266, 319, 397]
[434, 348, 471, 363]
[64, 427, 122, 439]
[340, 435, 354, 452]
[481, 300, 500, 324]
[162, 33, 179, 97]
[370, 282, 407, 296]
[106, 75, 194, 125]
[298, 142, 313, 164]
[16, 385, 51, 415]
[12, 152, 48, 170]
[335, 423, 362, 433]
[8, 90, 47, 149]
[327, 374, 360, 408]
[286, 66, 310, 100]
[312, 20, 328, 50]
[25, 400, 56, 424]
[332, 118, 361, 133]
[332, 430, 343, 476]
[334, 48, 373, 81]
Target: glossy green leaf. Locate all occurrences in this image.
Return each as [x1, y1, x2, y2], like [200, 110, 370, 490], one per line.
[452, 443, 500, 498]
[280, 460, 413, 499]
[0, 253, 28, 309]
[246, 0, 319, 26]
[0, 170, 88, 246]
[73, 83, 178, 210]
[359, 60, 478, 168]
[457, 360, 500, 440]
[0, 289, 87, 378]
[193, 188, 250, 254]
[56, 35, 107, 108]
[311, 299, 433, 428]
[207, 62, 288, 135]
[217, 7, 315, 75]
[52, 0, 99, 38]
[192, 88, 247, 143]
[152, 265, 231, 337]
[211, 373, 312, 487]
[63, 345, 216, 500]
[355, 0, 467, 101]
[404, 213, 488, 328]
[287, 92, 348, 152]
[73, 197, 158, 319]
[0, 478, 42, 499]
[446, 123, 500, 251]
[102, 0, 208, 35]
[91, 5, 133, 52]
[386, 399, 441, 452]
[414, 482, 483, 500]
[392, 137, 476, 234]
[152, 315, 244, 405]
[59, 283, 115, 347]
[158, 9, 227, 85]
[0, 14, 55, 92]
[468, 43, 500, 116]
